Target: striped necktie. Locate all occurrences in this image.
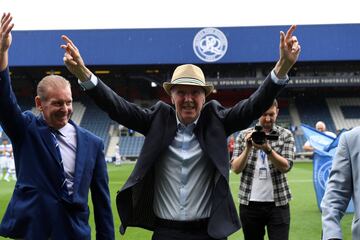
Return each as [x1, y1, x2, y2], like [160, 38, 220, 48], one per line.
[50, 129, 63, 165]
[50, 128, 71, 199]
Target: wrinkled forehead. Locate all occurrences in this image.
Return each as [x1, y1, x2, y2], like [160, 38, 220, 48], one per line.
[171, 84, 205, 93]
[43, 86, 73, 101]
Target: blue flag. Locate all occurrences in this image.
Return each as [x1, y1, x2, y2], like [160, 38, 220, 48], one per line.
[324, 128, 346, 152]
[300, 124, 353, 213]
[301, 123, 335, 154]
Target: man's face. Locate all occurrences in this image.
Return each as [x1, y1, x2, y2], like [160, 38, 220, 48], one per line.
[316, 124, 325, 132]
[35, 86, 73, 129]
[259, 105, 279, 131]
[171, 85, 206, 125]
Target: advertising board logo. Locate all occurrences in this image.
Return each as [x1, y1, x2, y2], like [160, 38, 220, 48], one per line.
[193, 27, 228, 62]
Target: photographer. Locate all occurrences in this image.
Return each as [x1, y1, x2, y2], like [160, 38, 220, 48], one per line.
[231, 99, 295, 240]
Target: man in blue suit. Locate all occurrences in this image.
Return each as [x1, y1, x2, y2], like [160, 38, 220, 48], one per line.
[0, 13, 114, 240]
[61, 25, 300, 239]
[321, 126, 360, 240]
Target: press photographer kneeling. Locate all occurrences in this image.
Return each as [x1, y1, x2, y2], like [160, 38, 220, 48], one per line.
[231, 99, 295, 240]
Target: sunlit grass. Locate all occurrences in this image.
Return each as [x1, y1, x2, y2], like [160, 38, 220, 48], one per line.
[0, 162, 353, 239]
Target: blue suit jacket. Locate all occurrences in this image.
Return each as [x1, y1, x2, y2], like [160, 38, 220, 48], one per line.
[0, 67, 114, 240]
[321, 126, 360, 240]
[85, 73, 286, 239]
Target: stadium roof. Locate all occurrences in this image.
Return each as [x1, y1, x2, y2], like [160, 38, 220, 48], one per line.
[10, 24, 360, 67]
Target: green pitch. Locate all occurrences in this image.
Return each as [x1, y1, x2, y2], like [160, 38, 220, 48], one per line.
[0, 162, 353, 239]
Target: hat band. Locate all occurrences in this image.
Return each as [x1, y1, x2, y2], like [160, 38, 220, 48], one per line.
[171, 77, 205, 86]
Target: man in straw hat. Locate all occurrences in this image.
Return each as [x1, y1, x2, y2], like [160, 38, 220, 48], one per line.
[61, 25, 300, 240]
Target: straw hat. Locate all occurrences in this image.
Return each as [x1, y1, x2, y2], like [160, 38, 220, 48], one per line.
[163, 64, 214, 96]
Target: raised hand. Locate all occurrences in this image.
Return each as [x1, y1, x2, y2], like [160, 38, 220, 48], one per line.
[60, 35, 92, 81]
[274, 25, 301, 78]
[0, 13, 13, 53]
[0, 13, 14, 70]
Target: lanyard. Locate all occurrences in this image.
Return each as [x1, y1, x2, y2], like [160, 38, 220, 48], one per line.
[260, 150, 267, 165]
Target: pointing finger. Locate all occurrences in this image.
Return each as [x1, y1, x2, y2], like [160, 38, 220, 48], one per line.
[61, 35, 79, 52]
[285, 25, 297, 41]
[279, 31, 285, 48]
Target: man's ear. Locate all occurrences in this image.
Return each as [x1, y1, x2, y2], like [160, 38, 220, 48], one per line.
[35, 96, 42, 111]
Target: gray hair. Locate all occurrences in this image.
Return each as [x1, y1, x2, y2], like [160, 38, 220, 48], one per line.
[37, 75, 71, 100]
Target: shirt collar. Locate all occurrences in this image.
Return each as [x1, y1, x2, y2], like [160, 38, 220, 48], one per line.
[176, 114, 200, 130]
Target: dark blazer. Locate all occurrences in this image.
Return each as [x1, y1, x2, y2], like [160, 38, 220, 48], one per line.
[0, 67, 114, 240]
[86, 73, 285, 239]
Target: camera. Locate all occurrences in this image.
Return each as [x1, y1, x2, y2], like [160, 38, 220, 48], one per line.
[251, 125, 279, 145]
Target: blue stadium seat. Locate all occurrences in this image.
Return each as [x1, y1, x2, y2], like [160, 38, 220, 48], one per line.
[119, 136, 145, 158]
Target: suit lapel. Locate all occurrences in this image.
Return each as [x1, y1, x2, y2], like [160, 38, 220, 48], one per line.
[37, 118, 62, 166]
[164, 114, 177, 147]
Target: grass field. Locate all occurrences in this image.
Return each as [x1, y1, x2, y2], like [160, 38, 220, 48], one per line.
[0, 161, 353, 239]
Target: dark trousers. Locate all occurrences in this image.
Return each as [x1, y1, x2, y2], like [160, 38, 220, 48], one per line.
[152, 217, 226, 240]
[240, 202, 290, 240]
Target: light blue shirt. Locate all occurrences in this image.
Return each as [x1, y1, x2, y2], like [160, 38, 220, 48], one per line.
[57, 123, 77, 195]
[153, 119, 216, 221]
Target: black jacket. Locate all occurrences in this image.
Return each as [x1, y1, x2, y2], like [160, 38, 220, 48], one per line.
[87, 73, 285, 239]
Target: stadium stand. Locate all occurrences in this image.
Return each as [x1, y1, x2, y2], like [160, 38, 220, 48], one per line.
[295, 96, 336, 134]
[79, 99, 112, 152]
[71, 102, 86, 125]
[119, 136, 145, 160]
[292, 96, 338, 154]
[326, 97, 360, 130]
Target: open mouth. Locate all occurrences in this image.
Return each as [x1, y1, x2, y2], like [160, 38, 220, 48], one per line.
[182, 103, 195, 110]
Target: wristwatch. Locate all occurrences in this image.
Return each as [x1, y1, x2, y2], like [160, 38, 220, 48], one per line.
[264, 147, 273, 155]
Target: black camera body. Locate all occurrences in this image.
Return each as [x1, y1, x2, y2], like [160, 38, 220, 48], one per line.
[251, 125, 279, 145]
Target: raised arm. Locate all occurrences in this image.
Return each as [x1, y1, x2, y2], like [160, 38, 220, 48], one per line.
[274, 25, 301, 78]
[0, 13, 28, 141]
[60, 35, 93, 81]
[0, 13, 14, 71]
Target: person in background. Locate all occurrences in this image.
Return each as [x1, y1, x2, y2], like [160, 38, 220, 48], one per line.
[61, 24, 300, 239]
[0, 13, 114, 239]
[303, 121, 336, 151]
[0, 138, 11, 181]
[321, 126, 360, 240]
[1, 139, 16, 182]
[231, 99, 295, 240]
[114, 142, 123, 165]
[227, 134, 235, 160]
